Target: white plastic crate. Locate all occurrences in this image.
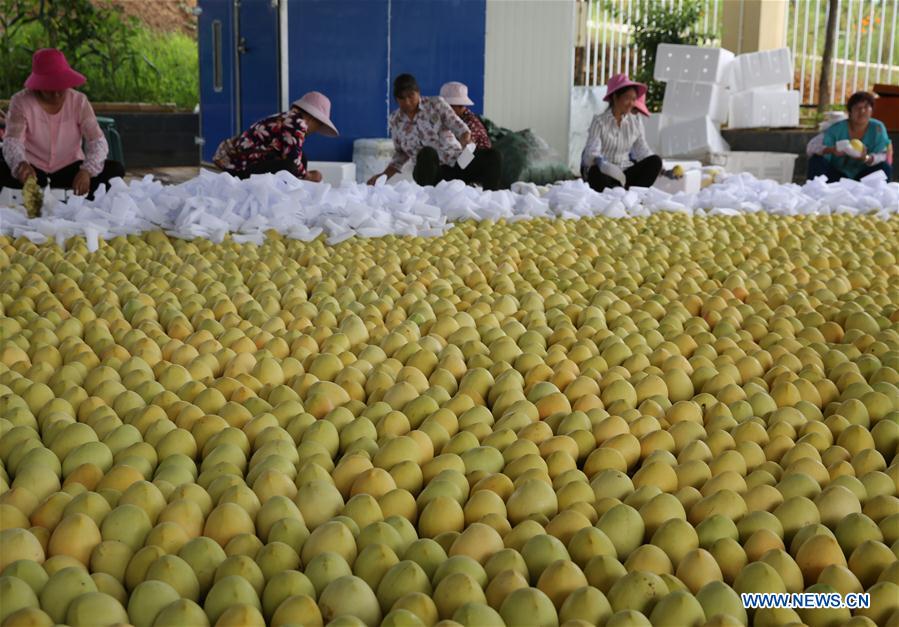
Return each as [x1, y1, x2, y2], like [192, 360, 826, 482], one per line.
[662, 81, 729, 123]
[654, 44, 735, 84]
[352, 138, 395, 183]
[728, 48, 793, 92]
[712, 151, 798, 183]
[659, 116, 730, 158]
[728, 89, 800, 129]
[307, 161, 356, 186]
[642, 113, 667, 154]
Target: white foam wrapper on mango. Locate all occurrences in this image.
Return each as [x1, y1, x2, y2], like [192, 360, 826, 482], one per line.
[836, 139, 864, 158]
[457, 143, 476, 170]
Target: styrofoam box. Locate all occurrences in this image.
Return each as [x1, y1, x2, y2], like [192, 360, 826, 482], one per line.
[659, 116, 730, 158]
[729, 48, 793, 92]
[653, 168, 702, 194]
[642, 113, 667, 154]
[662, 81, 730, 124]
[352, 138, 395, 183]
[307, 161, 356, 186]
[711, 151, 798, 183]
[654, 44, 735, 84]
[728, 89, 800, 129]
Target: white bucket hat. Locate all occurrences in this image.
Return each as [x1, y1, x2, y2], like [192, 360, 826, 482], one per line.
[439, 81, 474, 106]
[291, 91, 339, 137]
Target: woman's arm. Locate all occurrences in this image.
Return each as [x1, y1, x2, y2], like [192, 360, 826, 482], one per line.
[2, 95, 33, 181]
[581, 115, 604, 173]
[79, 97, 109, 176]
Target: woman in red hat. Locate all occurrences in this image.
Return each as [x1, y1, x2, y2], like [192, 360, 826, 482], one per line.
[1, 48, 125, 197]
[581, 73, 662, 192]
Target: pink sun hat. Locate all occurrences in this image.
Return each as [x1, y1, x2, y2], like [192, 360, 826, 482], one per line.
[292, 91, 339, 137]
[632, 93, 650, 116]
[25, 49, 86, 91]
[440, 82, 475, 106]
[603, 73, 648, 103]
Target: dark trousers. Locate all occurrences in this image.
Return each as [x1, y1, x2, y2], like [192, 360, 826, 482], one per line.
[807, 154, 893, 182]
[413, 146, 502, 191]
[229, 154, 307, 180]
[0, 159, 125, 196]
[586, 155, 663, 192]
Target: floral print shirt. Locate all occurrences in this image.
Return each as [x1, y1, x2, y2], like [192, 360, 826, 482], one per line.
[457, 107, 491, 150]
[388, 96, 470, 170]
[214, 109, 307, 176]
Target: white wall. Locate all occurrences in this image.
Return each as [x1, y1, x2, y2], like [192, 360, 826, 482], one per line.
[484, 0, 576, 161]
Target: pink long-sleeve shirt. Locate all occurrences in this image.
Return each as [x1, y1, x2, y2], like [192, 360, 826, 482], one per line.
[2, 89, 108, 177]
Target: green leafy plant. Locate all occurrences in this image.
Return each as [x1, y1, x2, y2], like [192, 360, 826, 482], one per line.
[1, 0, 197, 108]
[608, 0, 714, 111]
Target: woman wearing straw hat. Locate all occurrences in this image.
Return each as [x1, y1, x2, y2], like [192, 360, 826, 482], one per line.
[581, 73, 662, 192]
[213, 91, 338, 181]
[1, 48, 125, 197]
[440, 81, 492, 150]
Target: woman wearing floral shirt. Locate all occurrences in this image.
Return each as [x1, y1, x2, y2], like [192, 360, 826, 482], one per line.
[440, 81, 491, 150]
[367, 74, 502, 190]
[213, 91, 338, 181]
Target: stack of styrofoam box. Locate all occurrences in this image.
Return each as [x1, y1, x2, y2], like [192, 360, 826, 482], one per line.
[728, 48, 800, 129]
[653, 43, 733, 158]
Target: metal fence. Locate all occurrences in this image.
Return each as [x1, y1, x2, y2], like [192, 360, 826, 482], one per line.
[576, 0, 899, 106]
[575, 0, 724, 87]
[787, 0, 899, 105]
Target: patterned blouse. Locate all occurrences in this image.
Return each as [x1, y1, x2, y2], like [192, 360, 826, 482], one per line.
[458, 107, 492, 150]
[388, 96, 470, 170]
[581, 107, 653, 174]
[214, 109, 307, 176]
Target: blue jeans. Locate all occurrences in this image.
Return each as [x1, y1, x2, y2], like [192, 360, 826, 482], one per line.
[807, 154, 893, 182]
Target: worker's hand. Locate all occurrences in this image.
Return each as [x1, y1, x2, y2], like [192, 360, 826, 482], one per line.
[367, 173, 383, 186]
[304, 170, 322, 183]
[16, 162, 36, 184]
[72, 169, 92, 196]
[460, 132, 472, 147]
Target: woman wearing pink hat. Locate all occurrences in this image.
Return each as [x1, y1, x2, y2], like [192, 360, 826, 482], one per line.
[440, 82, 492, 150]
[368, 74, 501, 190]
[1, 49, 125, 197]
[581, 73, 662, 192]
[213, 91, 338, 181]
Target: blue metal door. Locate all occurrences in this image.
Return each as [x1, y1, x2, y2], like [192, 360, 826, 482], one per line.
[198, 0, 237, 162]
[238, 0, 281, 129]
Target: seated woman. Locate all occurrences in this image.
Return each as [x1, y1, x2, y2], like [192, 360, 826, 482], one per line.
[807, 91, 892, 182]
[0, 48, 124, 197]
[582, 74, 662, 192]
[367, 74, 501, 190]
[440, 81, 492, 150]
[214, 91, 338, 182]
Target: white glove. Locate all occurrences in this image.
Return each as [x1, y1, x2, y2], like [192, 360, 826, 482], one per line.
[599, 161, 626, 186]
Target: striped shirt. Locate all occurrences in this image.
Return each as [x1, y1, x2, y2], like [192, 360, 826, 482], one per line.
[581, 108, 653, 174]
